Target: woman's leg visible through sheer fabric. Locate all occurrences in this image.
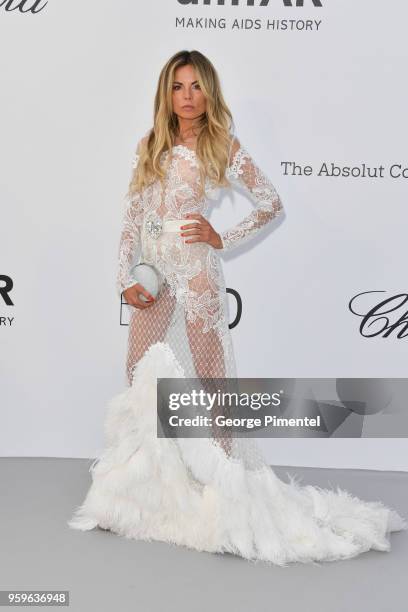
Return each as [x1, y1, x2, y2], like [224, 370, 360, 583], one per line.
[185, 267, 233, 457]
[126, 282, 176, 386]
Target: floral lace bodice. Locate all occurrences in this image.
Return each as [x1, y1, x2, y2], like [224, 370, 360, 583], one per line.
[116, 135, 283, 301]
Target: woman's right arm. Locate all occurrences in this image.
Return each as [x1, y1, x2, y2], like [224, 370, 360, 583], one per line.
[116, 138, 155, 306]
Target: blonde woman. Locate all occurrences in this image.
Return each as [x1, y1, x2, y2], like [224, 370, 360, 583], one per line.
[68, 50, 407, 565]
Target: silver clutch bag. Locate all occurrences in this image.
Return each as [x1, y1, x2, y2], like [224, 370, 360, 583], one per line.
[128, 261, 164, 300]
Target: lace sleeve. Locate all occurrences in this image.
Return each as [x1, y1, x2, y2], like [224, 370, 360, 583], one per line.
[116, 140, 145, 297]
[219, 136, 283, 252]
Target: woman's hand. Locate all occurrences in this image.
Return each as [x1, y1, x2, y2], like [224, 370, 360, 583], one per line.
[180, 213, 223, 249]
[123, 283, 156, 309]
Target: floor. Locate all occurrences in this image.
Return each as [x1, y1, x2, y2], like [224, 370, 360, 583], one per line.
[0, 458, 407, 612]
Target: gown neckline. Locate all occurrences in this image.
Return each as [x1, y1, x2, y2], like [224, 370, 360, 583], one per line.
[172, 144, 197, 155]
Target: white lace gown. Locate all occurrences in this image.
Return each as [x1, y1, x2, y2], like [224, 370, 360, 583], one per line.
[68, 134, 407, 566]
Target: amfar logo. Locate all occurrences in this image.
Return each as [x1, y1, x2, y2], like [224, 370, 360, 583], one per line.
[0, 0, 47, 14]
[0, 275, 14, 327]
[0, 276, 14, 306]
[177, 0, 323, 6]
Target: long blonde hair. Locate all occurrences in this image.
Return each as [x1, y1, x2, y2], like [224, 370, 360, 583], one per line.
[127, 49, 235, 200]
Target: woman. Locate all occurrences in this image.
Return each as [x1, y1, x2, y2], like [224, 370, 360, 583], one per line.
[68, 50, 407, 566]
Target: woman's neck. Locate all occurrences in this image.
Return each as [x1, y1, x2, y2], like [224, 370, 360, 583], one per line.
[175, 119, 201, 145]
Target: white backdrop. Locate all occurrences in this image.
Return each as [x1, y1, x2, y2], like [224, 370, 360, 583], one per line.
[1, 0, 407, 470]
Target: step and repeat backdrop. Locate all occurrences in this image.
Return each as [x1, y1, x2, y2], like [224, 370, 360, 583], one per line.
[1, 0, 407, 469]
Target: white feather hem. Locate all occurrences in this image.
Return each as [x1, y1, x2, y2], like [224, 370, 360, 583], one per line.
[68, 341, 408, 566]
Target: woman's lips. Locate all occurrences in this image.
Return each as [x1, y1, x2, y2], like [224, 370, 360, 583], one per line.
[182, 106, 194, 110]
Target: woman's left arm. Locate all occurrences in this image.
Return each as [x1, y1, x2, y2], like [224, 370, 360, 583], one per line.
[219, 136, 284, 252]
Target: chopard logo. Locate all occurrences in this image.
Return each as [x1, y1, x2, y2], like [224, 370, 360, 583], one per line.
[349, 291, 408, 339]
[0, 0, 48, 14]
[177, 0, 323, 6]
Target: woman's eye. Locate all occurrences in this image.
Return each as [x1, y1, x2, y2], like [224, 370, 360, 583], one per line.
[172, 84, 200, 91]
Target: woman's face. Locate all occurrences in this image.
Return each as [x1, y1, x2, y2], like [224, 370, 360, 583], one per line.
[172, 64, 207, 124]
